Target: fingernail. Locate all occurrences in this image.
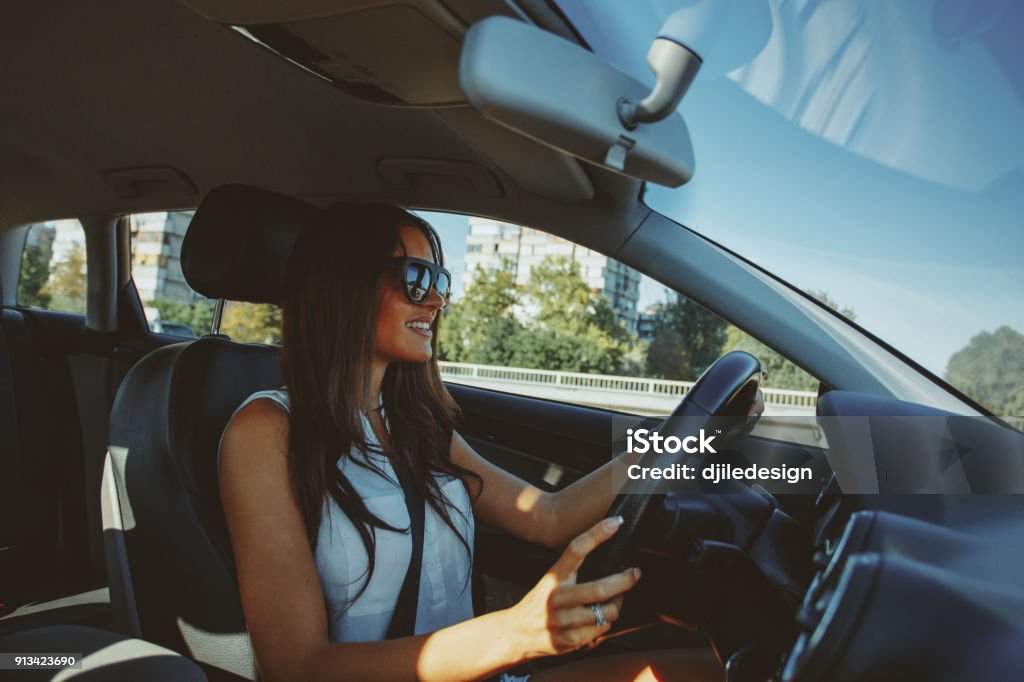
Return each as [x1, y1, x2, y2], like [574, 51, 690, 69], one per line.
[632, 567, 642, 579]
[603, 515, 623, 532]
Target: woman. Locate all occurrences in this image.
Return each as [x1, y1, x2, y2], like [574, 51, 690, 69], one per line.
[219, 204, 726, 681]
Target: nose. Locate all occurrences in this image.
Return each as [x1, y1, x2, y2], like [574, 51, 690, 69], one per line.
[423, 284, 445, 310]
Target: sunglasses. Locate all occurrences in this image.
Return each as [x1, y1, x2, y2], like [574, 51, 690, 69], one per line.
[388, 256, 452, 309]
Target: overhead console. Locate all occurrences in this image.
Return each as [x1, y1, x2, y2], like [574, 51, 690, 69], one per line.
[179, 0, 532, 106]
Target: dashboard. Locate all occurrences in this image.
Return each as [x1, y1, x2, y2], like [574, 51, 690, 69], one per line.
[781, 500, 1024, 681]
[776, 390, 1024, 681]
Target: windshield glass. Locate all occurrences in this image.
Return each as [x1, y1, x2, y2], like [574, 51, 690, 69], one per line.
[557, 0, 1024, 417]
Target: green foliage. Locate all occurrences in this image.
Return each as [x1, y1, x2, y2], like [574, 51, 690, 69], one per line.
[644, 297, 727, 380]
[618, 340, 651, 377]
[438, 257, 632, 374]
[18, 243, 51, 308]
[147, 298, 281, 344]
[722, 326, 817, 390]
[148, 298, 215, 337]
[945, 326, 1024, 416]
[523, 258, 593, 331]
[721, 290, 853, 391]
[509, 324, 624, 375]
[438, 263, 523, 366]
[439, 258, 853, 390]
[42, 243, 86, 313]
[517, 258, 630, 373]
[222, 302, 282, 344]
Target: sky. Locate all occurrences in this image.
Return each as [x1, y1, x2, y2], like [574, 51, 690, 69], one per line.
[554, 0, 1024, 377]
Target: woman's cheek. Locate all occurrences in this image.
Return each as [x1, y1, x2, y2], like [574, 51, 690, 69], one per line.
[375, 310, 427, 362]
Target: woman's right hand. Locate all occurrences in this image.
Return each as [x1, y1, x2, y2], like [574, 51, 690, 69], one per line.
[505, 516, 642, 660]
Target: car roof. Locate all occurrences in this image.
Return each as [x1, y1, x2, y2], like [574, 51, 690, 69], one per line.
[0, 0, 644, 251]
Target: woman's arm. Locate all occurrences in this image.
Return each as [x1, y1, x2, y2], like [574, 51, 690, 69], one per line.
[451, 430, 639, 552]
[453, 391, 765, 552]
[221, 400, 639, 682]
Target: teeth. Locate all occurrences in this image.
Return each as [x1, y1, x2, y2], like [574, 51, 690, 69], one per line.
[406, 321, 431, 330]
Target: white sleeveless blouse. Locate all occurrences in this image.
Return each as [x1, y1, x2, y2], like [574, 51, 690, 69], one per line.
[219, 389, 475, 642]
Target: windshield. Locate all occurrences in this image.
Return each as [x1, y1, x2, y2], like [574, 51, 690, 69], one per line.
[557, 0, 1024, 417]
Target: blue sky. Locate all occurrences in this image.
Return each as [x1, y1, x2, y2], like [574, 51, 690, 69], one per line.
[419, 1, 1023, 384]
[557, 0, 1024, 377]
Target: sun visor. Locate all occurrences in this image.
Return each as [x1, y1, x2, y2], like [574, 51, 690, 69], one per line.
[459, 17, 695, 187]
[180, 185, 323, 304]
[180, 0, 522, 106]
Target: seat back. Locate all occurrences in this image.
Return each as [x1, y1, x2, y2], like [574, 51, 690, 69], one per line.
[103, 185, 320, 680]
[0, 275, 81, 605]
[107, 339, 283, 679]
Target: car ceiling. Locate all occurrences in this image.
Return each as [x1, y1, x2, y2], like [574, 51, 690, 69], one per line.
[0, 0, 647, 253]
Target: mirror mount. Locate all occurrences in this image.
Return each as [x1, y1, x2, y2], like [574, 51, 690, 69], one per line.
[618, 38, 702, 130]
[617, 0, 746, 130]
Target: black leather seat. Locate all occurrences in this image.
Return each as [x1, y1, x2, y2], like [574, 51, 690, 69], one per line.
[0, 277, 51, 578]
[0, 276, 81, 607]
[103, 185, 322, 680]
[0, 624, 207, 681]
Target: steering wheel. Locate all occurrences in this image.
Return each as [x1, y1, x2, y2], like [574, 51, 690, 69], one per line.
[578, 351, 763, 585]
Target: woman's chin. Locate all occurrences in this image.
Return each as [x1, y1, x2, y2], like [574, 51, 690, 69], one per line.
[392, 347, 433, 364]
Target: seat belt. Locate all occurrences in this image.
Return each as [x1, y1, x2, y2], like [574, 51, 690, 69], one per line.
[386, 454, 426, 639]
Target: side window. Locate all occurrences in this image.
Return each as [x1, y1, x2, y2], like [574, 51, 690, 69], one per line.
[422, 213, 822, 418]
[17, 220, 87, 313]
[129, 212, 280, 343]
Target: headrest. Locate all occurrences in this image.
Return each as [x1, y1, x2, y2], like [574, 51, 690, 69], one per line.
[180, 185, 323, 304]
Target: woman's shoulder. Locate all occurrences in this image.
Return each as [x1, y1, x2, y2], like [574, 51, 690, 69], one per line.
[237, 387, 290, 414]
[229, 389, 289, 435]
[218, 389, 290, 471]
[221, 398, 289, 458]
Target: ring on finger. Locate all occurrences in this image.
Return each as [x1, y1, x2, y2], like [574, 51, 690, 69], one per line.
[590, 603, 607, 627]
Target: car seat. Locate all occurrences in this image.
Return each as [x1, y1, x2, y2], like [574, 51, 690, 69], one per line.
[103, 185, 321, 681]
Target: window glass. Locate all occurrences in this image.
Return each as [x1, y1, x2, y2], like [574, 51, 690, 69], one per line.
[555, 0, 1023, 418]
[18, 220, 87, 312]
[129, 212, 280, 343]
[421, 212, 821, 417]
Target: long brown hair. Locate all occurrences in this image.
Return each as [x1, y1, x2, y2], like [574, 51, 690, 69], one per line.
[280, 203, 479, 600]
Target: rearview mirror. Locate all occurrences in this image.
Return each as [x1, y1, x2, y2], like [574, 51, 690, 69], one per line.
[459, 17, 695, 188]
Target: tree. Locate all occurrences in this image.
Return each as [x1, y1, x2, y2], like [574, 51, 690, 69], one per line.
[509, 324, 624, 375]
[221, 302, 282, 345]
[644, 297, 727, 380]
[721, 326, 817, 391]
[439, 256, 633, 374]
[721, 290, 854, 391]
[148, 298, 215, 337]
[945, 326, 1024, 416]
[523, 258, 593, 332]
[618, 340, 651, 377]
[517, 257, 631, 373]
[438, 263, 524, 366]
[17, 243, 51, 308]
[42, 243, 87, 313]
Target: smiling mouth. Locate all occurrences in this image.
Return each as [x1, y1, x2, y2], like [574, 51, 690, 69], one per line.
[406, 321, 433, 336]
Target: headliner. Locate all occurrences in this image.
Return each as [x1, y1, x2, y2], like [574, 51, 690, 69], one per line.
[0, 0, 646, 252]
